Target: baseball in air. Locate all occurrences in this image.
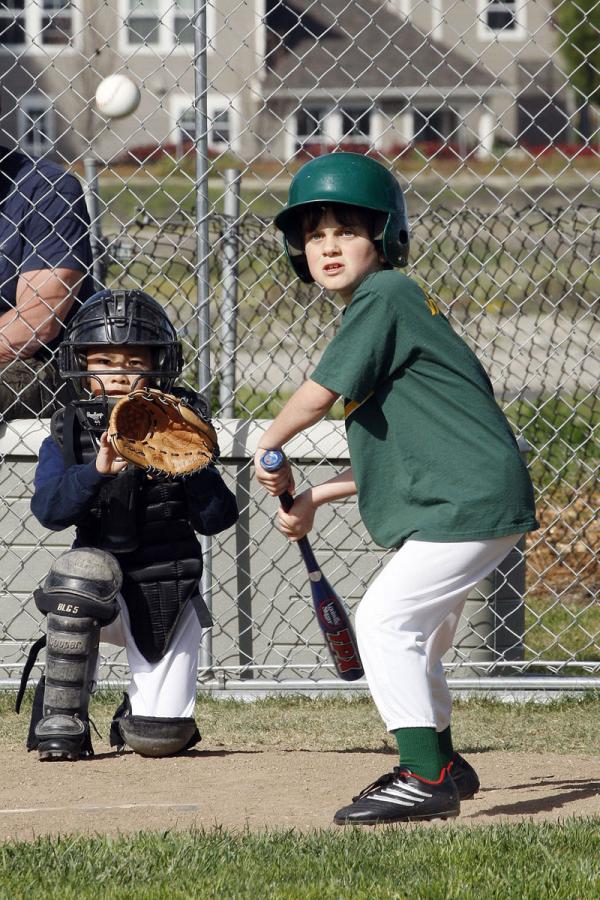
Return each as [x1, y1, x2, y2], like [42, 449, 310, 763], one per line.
[95, 74, 141, 119]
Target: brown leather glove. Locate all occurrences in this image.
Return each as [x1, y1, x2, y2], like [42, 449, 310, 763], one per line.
[108, 388, 219, 477]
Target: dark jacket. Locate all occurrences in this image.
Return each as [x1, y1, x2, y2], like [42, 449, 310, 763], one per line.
[31, 402, 238, 662]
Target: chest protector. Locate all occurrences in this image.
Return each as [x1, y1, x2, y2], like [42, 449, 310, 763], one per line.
[51, 404, 212, 663]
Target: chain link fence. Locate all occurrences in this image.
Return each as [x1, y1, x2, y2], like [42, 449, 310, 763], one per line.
[0, 0, 598, 691]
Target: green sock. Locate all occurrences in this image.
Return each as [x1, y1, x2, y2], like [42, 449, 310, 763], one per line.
[392, 726, 444, 780]
[437, 725, 454, 767]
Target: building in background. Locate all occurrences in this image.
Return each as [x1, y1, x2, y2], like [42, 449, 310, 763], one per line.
[0, 0, 576, 165]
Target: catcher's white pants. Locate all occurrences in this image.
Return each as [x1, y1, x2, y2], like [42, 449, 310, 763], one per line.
[100, 598, 202, 718]
[355, 534, 521, 733]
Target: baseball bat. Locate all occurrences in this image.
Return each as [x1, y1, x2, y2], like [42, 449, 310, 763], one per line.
[260, 449, 364, 681]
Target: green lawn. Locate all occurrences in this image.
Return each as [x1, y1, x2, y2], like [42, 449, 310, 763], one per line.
[99, 178, 286, 233]
[524, 595, 600, 666]
[1, 822, 600, 899]
[5, 691, 600, 757]
[3, 693, 600, 896]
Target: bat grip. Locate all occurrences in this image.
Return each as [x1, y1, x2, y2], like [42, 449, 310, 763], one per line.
[277, 491, 318, 570]
[278, 490, 294, 514]
[260, 449, 294, 512]
[260, 450, 317, 566]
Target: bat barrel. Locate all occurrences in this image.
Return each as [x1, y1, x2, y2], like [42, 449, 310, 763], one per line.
[261, 448, 364, 680]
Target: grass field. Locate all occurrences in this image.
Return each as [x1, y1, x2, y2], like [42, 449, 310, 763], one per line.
[1, 822, 600, 899]
[100, 178, 286, 231]
[2, 693, 600, 898]
[5, 690, 600, 755]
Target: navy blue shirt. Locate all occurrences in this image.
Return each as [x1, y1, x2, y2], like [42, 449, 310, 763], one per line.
[31, 435, 239, 538]
[0, 147, 94, 355]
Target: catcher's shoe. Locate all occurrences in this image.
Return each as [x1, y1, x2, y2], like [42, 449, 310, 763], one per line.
[35, 715, 92, 762]
[448, 753, 480, 800]
[333, 766, 460, 825]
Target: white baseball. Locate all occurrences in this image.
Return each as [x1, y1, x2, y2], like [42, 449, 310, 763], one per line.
[95, 74, 141, 119]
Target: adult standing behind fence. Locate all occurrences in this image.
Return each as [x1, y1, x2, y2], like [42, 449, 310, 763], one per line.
[0, 144, 94, 420]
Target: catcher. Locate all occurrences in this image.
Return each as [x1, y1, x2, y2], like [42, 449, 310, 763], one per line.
[23, 288, 238, 761]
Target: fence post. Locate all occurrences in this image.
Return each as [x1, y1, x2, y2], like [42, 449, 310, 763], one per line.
[194, 0, 213, 675]
[236, 462, 254, 679]
[83, 155, 105, 289]
[219, 169, 241, 416]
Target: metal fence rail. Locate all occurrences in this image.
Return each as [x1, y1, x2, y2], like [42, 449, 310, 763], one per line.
[0, 0, 598, 691]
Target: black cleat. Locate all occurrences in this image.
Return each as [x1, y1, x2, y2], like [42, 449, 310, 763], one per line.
[35, 714, 91, 762]
[448, 753, 480, 800]
[334, 766, 460, 825]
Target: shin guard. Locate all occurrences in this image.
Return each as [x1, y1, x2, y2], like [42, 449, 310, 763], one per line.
[34, 613, 101, 760]
[31, 548, 122, 761]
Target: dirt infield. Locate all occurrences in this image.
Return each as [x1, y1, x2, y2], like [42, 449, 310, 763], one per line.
[2, 743, 600, 842]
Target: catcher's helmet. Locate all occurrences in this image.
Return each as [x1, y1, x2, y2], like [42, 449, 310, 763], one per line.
[59, 289, 183, 398]
[274, 152, 410, 283]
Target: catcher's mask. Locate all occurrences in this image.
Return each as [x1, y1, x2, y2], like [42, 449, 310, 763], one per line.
[274, 152, 410, 283]
[59, 289, 183, 404]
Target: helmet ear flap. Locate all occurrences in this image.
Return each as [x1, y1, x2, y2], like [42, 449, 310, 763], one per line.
[283, 235, 313, 284]
[382, 212, 410, 268]
[153, 341, 183, 390]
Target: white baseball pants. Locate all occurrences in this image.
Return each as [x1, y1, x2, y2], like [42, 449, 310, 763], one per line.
[100, 598, 202, 718]
[355, 534, 521, 732]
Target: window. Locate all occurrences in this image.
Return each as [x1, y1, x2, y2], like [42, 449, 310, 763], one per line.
[296, 107, 327, 147]
[210, 107, 230, 146]
[340, 106, 371, 142]
[0, 0, 72, 46]
[173, 0, 193, 45]
[124, 0, 213, 50]
[413, 108, 457, 143]
[126, 0, 160, 45]
[0, 1, 26, 45]
[294, 105, 372, 150]
[479, 0, 525, 39]
[41, 0, 72, 45]
[486, 0, 515, 30]
[18, 96, 54, 155]
[173, 96, 232, 152]
[177, 106, 196, 144]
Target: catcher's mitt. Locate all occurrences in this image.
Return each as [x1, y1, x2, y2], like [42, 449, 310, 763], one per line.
[107, 388, 219, 478]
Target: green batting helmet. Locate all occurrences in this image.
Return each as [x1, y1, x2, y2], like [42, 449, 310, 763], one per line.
[274, 152, 410, 283]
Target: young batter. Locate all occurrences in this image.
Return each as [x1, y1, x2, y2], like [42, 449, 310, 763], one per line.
[26, 289, 238, 761]
[255, 153, 538, 824]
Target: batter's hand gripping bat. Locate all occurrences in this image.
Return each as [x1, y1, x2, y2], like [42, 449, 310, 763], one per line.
[260, 450, 364, 681]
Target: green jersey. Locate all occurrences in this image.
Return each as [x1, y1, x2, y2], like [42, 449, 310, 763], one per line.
[311, 270, 538, 549]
